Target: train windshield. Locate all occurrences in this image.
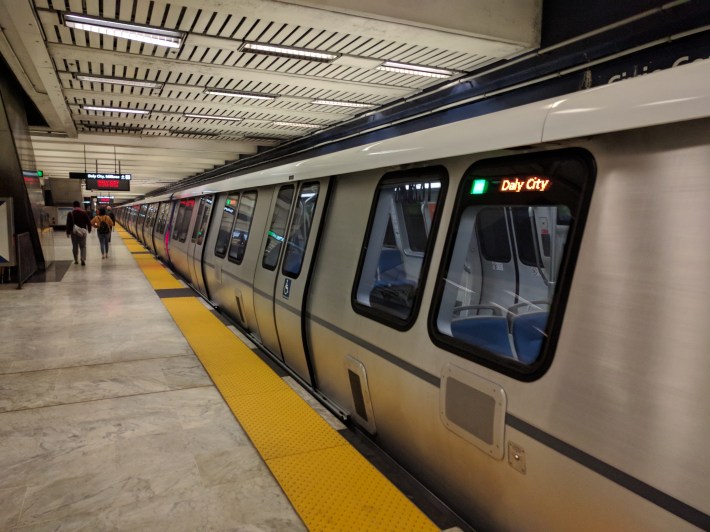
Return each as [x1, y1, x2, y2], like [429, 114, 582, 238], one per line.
[431, 150, 594, 378]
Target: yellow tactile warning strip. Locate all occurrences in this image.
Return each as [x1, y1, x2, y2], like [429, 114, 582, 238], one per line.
[120, 229, 439, 532]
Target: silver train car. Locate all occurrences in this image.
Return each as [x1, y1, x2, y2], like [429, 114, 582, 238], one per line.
[117, 60, 710, 531]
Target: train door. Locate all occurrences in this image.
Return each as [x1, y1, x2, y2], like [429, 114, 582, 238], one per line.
[273, 180, 328, 383]
[252, 179, 329, 383]
[186, 196, 214, 298]
[253, 185, 296, 359]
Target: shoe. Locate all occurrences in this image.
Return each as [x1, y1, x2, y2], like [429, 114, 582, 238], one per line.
[74, 259, 78, 264]
[81, 260, 85, 266]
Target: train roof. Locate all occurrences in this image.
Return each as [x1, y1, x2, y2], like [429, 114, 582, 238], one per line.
[124, 60, 708, 204]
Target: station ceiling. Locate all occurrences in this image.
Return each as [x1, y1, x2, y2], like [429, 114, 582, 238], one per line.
[0, 0, 541, 199]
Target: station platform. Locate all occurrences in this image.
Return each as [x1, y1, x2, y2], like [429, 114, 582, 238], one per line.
[0, 228, 468, 531]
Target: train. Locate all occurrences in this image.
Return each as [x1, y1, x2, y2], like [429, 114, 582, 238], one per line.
[116, 59, 710, 531]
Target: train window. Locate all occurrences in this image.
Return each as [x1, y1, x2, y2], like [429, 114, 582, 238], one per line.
[430, 149, 594, 380]
[353, 168, 447, 329]
[228, 191, 257, 264]
[263, 186, 294, 270]
[282, 182, 320, 278]
[215, 194, 239, 258]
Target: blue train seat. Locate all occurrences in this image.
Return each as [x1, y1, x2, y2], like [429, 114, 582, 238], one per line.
[451, 317, 513, 358]
[511, 312, 548, 364]
[377, 248, 406, 281]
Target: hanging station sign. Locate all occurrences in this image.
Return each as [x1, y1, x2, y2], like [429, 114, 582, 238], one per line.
[70, 172, 131, 191]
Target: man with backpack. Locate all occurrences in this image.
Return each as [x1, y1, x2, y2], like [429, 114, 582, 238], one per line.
[91, 207, 114, 259]
[66, 200, 91, 265]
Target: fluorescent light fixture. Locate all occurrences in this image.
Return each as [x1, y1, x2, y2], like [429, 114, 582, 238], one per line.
[311, 99, 375, 108]
[184, 113, 242, 122]
[79, 122, 144, 133]
[377, 61, 452, 78]
[240, 42, 338, 62]
[82, 105, 149, 114]
[63, 13, 183, 48]
[74, 74, 163, 89]
[272, 121, 324, 129]
[204, 88, 277, 101]
[169, 129, 220, 137]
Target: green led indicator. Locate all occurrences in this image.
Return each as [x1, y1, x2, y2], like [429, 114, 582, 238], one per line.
[37, 170, 43, 177]
[471, 179, 488, 195]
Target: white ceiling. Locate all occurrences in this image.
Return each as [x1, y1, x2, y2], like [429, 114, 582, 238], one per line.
[0, 0, 541, 200]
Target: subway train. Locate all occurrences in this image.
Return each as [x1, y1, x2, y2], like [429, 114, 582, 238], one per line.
[116, 60, 709, 531]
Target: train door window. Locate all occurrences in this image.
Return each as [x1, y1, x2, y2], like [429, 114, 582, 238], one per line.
[195, 197, 213, 245]
[191, 198, 207, 242]
[172, 202, 186, 240]
[353, 169, 446, 329]
[138, 204, 148, 229]
[229, 191, 257, 264]
[145, 204, 158, 231]
[175, 198, 195, 242]
[262, 186, 294, 270]
[215, 194, 238, 258]
[282, 182, 320, 278]
[155, 204, 168, 234]
[430, 149, 594, 380]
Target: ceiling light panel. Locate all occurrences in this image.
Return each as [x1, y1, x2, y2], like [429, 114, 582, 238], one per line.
[205, 88, 277, 101]
[82, 106, 150, 114]
[240, 42, 339, 62]
[377, 61, 453, 78]
[272, 121, 324, 129]
[63, 13, 184, 48]
[74, 74, 163, 89]
[184, 113, 242, 122]
[311, 99, 375, 108]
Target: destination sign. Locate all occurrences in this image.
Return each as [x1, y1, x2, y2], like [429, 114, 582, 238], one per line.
[470, 176, 552, 195]
[72, 173, 132, 191]
[499, 176, 551, 193]
[69, 172, 131, 181]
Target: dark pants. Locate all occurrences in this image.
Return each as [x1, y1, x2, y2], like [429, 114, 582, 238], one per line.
[70, 232, 87, 261]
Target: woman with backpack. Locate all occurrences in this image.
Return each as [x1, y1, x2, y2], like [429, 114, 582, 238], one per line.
[91, 207, 115, 259]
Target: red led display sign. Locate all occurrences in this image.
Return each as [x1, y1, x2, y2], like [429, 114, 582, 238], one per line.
[75, 173, 131, 191]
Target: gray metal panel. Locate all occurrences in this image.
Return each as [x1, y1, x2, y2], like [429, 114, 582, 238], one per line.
[440, 364, 506, 459]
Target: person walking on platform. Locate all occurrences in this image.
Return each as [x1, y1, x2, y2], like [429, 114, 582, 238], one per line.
[66, 200, 91, 265]
[91, 207, 114, 259]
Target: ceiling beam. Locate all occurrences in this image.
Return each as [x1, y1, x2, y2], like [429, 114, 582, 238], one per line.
[0, 0, 77, 135]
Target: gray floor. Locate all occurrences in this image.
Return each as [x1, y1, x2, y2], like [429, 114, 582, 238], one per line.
[0, 231, 306, 531]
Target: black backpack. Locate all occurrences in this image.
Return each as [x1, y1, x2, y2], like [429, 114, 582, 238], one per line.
[98, 219, 110, 234]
